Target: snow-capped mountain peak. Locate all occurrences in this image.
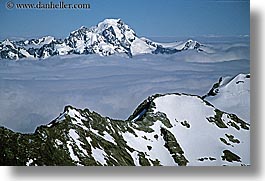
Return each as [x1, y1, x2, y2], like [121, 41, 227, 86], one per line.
[0, 19, 204, 60]
[183, 39, 201, 50]
[1, 39, 15, 49]
[38, 36, 55, 45]
[94, 18, 134, 37]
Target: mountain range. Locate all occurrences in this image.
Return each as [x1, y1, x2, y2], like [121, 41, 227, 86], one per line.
[0, 19, 204, 60]
[0, 73, 250, 166]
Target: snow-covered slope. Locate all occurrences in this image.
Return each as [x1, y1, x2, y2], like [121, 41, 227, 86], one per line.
[127, 93, 250, 166]
[204, 73, 250, 122]
[0, 19, 203, 60]
[0, 93, 250, 166]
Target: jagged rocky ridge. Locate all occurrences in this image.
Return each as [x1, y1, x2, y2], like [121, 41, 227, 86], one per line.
[0, 19, 204, 60]
[0, 91, 250, 166]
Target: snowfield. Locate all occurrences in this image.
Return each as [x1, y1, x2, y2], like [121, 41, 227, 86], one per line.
[205, 73, 250, 122]
[153, 94, 250, 165]
[0, 36, 249, 132]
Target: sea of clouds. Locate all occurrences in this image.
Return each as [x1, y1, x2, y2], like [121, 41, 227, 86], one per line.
[0, 36, 249, 132]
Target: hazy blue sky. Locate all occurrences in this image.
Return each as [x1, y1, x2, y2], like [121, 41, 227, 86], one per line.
[0, 0, 250, 39]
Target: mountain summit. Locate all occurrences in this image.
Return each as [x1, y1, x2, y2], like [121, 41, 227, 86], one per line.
[0, 19, 204, 60]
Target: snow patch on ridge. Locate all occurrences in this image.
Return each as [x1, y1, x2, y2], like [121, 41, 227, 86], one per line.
[69, 129, 88, 156]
